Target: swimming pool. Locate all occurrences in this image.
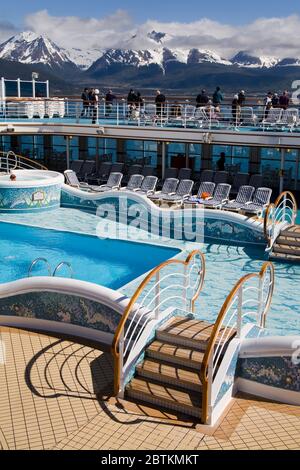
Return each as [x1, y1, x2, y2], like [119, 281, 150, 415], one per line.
[0, 222, 179, 289]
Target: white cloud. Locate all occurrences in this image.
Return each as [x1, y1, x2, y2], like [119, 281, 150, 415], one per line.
[1, 9, 300, 59]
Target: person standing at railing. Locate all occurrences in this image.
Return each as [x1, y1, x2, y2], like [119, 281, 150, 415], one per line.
[238, 90, 246, 107]
[232, 94, 241, 125]
[272, 93, 279, 108]
[264, 91, 273, 119]
[155, 90, 166, 116]
[196, 89, 209, 108]
[135, 92, 145, 116]
[279, 91, 290, 110]
[80, 88, 90, 118]
[105, 89, 116, 117]
[91, 89, 99, 124]
[212, 86, 223, 110]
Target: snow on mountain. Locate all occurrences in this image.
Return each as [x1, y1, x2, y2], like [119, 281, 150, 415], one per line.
[231, 51, 279, 68]
[0, 31, 74, 69]
[63, 47, 104, 70]
[187, 48, 231, 66]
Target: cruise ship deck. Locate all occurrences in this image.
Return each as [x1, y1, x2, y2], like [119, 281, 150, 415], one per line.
[1, 326, 299, 451]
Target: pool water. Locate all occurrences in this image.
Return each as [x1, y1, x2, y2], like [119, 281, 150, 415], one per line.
[0, 222, 179, 289]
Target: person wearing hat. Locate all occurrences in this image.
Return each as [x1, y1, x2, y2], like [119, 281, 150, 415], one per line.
[91, 88, 100, 124]
[196, 89, 209, 108]
[264, 91, 273, 119]
[272, 93, 279, 108]
[232, 94, 241, 125]
[238, 90, 246, 106]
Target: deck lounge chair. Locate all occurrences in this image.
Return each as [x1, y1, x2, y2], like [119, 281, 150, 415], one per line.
[64, 170, 103, 192]
[123, 164, 143, 184]
[248, 174, 263, 189]
[280, 109, 299, 130]
[214, 171, 229, 184]
[223, 185, 255, 211]
[142, 166, 156, 177]
[70, 160, 83, 174]
[178, 167, 192, 180]
[121, 174, 144, 191]
[157, 167, 178, 189]
[134, 176, 158, 195]
[239, 187, 272, 215]
[203, 183, 231, 209]
[111, 162, 124, 173]
[231, 172, 249, 195]
[87, 161, 112, 184]
[160, 179, 194, 205]
[148, 178, 179, 201]
[185, 181, 216, 205]
[199, 170, 214, 183]
[78, 160, 95, 181]
[96, 172, 123, 192]
[262, 108, 283, 127]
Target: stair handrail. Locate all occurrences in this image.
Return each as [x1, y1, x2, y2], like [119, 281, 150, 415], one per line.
[0, 150, 48, 172]
[264, 191, 298, 249]
[28, 257, 52, 277]
[53, 261, 74, 278]
[200, 261, 274, 425]
[112, 249, 206, 396]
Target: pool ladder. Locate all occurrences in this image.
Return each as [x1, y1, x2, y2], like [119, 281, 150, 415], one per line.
[28, 257, 74, 278]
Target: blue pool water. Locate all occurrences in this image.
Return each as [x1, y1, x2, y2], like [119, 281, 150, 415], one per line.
[0, 222, 179, 289]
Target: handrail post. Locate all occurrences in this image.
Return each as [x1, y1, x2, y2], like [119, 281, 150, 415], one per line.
[118, 329, 125, 398]
[283, 193, 287, 223]
[236, 286, 243, 338]
[183, 264, 188, 311]
[206, 354, 214, 425]
[155, 271, 160, 320]
[257, 275, 263, 327]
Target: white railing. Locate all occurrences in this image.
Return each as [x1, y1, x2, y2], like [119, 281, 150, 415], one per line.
[200, 261, 274, 424]
[112, 249, 205, 396]
[264, 191, 298, 250]
[2, 98, 300, 133]
[0, 150, 47, 172]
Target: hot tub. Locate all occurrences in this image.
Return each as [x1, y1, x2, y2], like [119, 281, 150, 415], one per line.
[0, 170, 64, 212]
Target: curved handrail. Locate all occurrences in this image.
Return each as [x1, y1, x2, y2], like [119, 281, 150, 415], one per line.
[112, 249, 205, 396]
[264, 191, 298, 249]
[200, 261, 274, 424]
[0, 150, 48, 171]
[53, 262, 74, 278]
[28, 257, 52, 277]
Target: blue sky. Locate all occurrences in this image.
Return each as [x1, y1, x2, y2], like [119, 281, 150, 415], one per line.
[2, 0, 300, 26]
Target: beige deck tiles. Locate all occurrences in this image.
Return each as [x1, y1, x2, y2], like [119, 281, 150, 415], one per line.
[0, 326, 299, 450]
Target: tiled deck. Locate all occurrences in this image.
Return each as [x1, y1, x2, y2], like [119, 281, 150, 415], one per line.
[0, 326, 299, 450]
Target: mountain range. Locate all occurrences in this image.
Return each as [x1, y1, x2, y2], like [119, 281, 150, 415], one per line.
[1, 31, 300, 94]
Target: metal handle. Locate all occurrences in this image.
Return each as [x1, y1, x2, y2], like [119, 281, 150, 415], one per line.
[28, 257, 52, 277]
[53, 261, 74, 278]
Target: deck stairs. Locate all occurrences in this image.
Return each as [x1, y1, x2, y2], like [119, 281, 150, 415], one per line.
[125, 316, 236, 419]
[270, 225, 300, 263]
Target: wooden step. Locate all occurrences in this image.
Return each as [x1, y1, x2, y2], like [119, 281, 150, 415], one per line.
[136, 358, 202, 392]
[125, 377, 202, 418]
[273, 244, 300, 256]
[157, 316, 236, 350]
[270, 252, 300, 263]
[147, 340, 204, 369]
[276, 236, 300, 248]
[280, 225, 300, 239]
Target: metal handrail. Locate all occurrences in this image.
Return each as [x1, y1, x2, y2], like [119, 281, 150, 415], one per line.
[53, 261, 74, 278]
[0, 150, 48, 172]
[200, 261, 274, 424]
[264, 191, 298, 249]
[28, 257, 52, 277]
[111, 249, 205, 396]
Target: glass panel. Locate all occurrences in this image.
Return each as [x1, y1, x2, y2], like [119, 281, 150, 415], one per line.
[35, 82, 47, 98]
[4, 80, 18, 97]
[20, 81, 33, 97]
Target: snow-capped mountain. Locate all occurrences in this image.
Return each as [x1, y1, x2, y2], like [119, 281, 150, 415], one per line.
[231, 51, 279, 68]
[2, 30, 300, 79]
[0, 31, 75, 69]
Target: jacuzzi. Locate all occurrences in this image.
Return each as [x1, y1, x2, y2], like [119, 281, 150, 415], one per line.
[0, 170, 64, 212]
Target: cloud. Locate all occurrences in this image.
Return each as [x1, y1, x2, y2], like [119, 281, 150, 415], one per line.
[1, 9, 300, 59]
[0, 20, 19, 43]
